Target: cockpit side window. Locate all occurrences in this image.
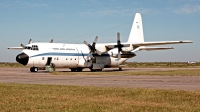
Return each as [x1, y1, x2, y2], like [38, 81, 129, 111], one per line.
[24, 45, 39, 50]
[25, 46, 32, 50]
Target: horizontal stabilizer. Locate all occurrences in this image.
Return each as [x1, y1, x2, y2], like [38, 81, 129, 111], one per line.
[132, 40, 193, 47]
[7, 47, 23, 50]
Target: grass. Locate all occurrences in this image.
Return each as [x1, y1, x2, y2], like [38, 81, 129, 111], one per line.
[0, 62, 24, 68]
[0, 83, 200, 112]
[1, 62, 200, 68]
[51, 69, 200, 76]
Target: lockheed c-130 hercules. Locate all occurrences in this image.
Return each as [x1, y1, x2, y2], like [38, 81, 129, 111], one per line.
[8, 13, 192, 72]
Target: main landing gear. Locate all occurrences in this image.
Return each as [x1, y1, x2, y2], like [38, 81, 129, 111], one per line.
[70, 68, 83, 72]
[89, 68, 102, 72]
[30, 67, 38, 72]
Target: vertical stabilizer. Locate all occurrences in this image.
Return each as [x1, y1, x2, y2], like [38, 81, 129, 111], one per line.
[127, 13, 144, 43]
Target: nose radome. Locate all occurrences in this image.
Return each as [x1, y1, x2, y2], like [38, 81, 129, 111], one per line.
[16, 53, 29, 66]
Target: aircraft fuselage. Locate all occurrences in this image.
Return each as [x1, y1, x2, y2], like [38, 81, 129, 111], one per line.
[16, 43, 136, 71]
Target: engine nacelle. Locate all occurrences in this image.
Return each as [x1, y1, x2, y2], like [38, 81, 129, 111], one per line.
[96, 45, 107, 53]
[122, 45, 133, 52]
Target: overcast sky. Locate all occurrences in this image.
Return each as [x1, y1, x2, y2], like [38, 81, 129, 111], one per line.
[0, 0, 199, 62]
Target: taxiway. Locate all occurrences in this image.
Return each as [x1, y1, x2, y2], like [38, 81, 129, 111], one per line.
[0, 67, 200, 90]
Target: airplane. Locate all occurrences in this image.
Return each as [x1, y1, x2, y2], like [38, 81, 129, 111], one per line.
[8, 13, 193, 72]
[187, 61, 197, 64]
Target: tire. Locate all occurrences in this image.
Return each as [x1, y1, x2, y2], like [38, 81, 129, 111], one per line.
[89, 68, 102, 72]
[30, 67, 33, 72]
[98, 69, 102, 71]
[71, 68, 76, 72]
[30, 67, 38, 72]
[77, 68, 83, 72]
[89, 68, 95, 72]
[34, 67, 38, 72]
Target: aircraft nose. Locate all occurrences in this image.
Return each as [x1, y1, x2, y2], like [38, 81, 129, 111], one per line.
[16, 53, 29, 66]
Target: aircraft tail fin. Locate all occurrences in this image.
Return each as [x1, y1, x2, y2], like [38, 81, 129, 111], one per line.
[127, 13, 144, 43]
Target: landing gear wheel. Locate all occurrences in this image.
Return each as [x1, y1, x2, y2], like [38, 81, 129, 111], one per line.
[97, 69, 102, 71]
[71, 68, 76, 72]
[89, 68, 95, 72]
[77, 68, 83, 72]
[119, 68, 122, 71]
[71, 68, 83, 72]
[89, 68, 102, 72]
[30, 67, 38, 72]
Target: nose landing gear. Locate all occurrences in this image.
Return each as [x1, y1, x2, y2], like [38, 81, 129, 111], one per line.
[30, 67, 38, 72]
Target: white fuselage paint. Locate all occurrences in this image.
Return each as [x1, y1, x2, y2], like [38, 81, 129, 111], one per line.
[23, 43, 135, 69]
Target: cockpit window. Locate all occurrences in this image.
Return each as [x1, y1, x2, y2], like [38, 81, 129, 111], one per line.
[32, 45, 39, 50]
[25, 46, 32, 50]
[24, 45, 39, 50]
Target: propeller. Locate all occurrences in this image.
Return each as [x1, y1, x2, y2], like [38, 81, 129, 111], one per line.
[84, 36, 102, 60]
[114, 32, 130, 60]
[115, 32, 122, 60]
[21, 39, 32, 48]
[28, 39, 32, 44]
[20, 43, 25, 48]
[50, 39, 53, 43]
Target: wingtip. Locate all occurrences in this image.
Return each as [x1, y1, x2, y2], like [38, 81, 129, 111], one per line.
[179, 40, 193, 43]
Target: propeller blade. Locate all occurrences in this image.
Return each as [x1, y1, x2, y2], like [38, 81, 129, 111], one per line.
[84, 41, 89, 46]
[118, 52, 121, 60]
[117, 32, 120, 41]
[50, 39, 53, 43]
[28, 39, 32, 44]
[92, 36, 98, 48]
[20, 43, 25, 48]
[94, 36, 98, 44]
[117, 32, 121, 60]
[87, 52, 91, 60]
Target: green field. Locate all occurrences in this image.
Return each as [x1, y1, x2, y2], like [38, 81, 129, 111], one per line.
[0, 62, 24, 67]
[124, 62, 200, 68]
[0, 84, 200, 112]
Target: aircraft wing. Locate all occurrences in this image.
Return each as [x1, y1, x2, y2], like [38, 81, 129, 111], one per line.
[132, 40, 193, 47]
[138, 47, 174, 51]
[7, 47, 23, 50]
